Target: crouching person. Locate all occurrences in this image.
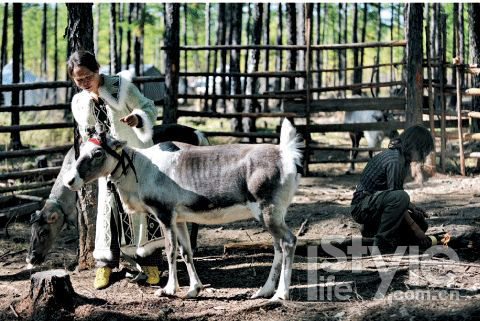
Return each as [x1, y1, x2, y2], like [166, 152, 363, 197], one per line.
[68, 50, 161, 289]
[350, 125, 434, 254]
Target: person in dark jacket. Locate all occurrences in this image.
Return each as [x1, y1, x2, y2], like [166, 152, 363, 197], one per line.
[350, 125, 435, 253]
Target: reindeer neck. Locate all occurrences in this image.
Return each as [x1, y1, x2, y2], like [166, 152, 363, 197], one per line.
[108, 146, 138, 184]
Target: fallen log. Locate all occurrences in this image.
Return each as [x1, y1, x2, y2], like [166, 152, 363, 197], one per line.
[224, 237, 375, 257]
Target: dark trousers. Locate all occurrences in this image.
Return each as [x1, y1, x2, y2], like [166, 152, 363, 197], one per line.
[351, 190, 427, 247]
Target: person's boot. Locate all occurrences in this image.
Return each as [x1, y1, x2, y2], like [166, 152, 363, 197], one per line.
[143, 266, 160, 285]
[94, 267, 112, 289]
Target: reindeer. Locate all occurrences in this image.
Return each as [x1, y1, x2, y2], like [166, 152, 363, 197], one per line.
[27, 124, 209, 267]
[63, 119, 302, 301]
[344, 110, 398, 174]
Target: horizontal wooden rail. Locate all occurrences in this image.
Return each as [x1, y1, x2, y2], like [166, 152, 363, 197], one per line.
[0, 103, 70, 113]
[178, 93, 304, 100]
[0, 123, 73, 132]
[179, 71, 307, 78]
[268, 81, 404, 95]
[299, 121, 406, 133]
[307, 145, 385, 152]
[0, 80, 72, 91]
[0, 76, 166, 92]
[0, 166, 61, 180]
[0, 144, 71, 159]
[177, 110, 299, 119]
[284, 97, 406, 113]
[166, 40, 406, 51]
[0, 180, 55, 193]
[203, 131, 279, 139]
[309, 158, 371, 164]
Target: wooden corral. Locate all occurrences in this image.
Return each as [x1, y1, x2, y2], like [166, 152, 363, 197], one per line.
[0, 3, 478, 220]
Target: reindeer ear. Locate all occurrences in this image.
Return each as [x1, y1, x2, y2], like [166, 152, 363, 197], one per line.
[86, 127, 97, 138]
[47, 212, 59, 224]
[111, 139, 127, 153]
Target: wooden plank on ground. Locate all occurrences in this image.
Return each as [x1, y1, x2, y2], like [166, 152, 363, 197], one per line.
[284, 97, 406, 113]
[224, 237, 374, 257]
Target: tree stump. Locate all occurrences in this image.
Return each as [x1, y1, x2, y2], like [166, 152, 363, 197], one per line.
[15, 269, 77, 321]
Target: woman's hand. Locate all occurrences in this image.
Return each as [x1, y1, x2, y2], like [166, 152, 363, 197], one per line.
[120, 114, 139, 127]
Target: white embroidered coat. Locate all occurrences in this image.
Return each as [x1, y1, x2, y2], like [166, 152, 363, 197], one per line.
[71, 73, 158, 263]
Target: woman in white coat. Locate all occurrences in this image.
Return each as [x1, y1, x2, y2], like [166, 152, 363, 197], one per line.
[68, 50, 161, 289]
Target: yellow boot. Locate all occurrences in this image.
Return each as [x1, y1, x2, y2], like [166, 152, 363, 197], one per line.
[143, 266, 160, 285]
[94, 267, 112, 289]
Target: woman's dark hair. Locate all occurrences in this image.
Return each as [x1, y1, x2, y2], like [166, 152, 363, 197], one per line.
[67, 50, 99, 78]
[388, 125, 434, 162]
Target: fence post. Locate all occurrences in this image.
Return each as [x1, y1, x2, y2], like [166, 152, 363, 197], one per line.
[163, 4, 179, 124]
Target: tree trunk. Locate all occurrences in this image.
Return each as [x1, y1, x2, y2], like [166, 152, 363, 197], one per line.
[11, 3, 22, 150]
[182, 3, 188, 105]
[66, 3, 96, 271]
[296, 3, 305, 90]
[285, 3, 296, 91]
[164, 3, 179, 124]
[450, 3, 459, 108]
[405, 3, 424, 127]
[211, 4, 225, 112]
[352, 4, 361, 95]
[41, 4, 47, 79]
[390, 4, 394, 82]
[1, 3, 9, 88]
[375, 4, 381, 96]
[109, 4, 118, 74]
[203, 3, 211, 112]
[118, 3, 123, 69]
[218, 4, 227, 112]
[470, 3, 480, 131]
[263, 3, 270, 112]
[360, 4, 367, 85]
[337, 4, 343, 92]
[459, 3, 465, 89]
[54, 4, 58, 104]
[94, 4, 100, 56]
[134, 4, 144, 76]
[274, 4, 283, 107]
[125, 3, 133, 67]
[243, 3, 263, 142]
[343, 3, 348, 95]
[230, 3, 243, 132]
[243, 4, 252, 93]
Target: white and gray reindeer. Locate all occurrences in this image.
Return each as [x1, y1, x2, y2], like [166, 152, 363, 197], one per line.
[63, 119, 302, 301]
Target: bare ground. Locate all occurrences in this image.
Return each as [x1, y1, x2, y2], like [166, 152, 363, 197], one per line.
[1, 174, 480, 321]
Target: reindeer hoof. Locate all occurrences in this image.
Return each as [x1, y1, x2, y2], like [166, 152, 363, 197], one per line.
[251, 287, 275, 299]
[186, 284, 203, 298]
[155, 284, 179, 297]
[269, 292, 288, 302]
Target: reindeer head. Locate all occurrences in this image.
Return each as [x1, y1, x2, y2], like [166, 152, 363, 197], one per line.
[26, 200, 65, 266]
[63, 133, 126, 191]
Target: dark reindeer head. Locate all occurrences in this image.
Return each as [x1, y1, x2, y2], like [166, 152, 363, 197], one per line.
[26, 200, 65, 266]
[63, 133, 127, 191]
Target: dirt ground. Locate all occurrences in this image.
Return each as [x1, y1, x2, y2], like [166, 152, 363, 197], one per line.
[1, 173, 480, 321]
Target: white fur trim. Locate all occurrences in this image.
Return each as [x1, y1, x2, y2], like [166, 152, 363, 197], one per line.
[93, 248, 115, 262]
[135, 238, 165, 258]
[132, 108, 154, 143]
[195, 130, 210, 146]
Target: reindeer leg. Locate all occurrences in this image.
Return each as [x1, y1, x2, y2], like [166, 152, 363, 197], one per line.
[176, 222, 203, 298]
[347, 132, 360, 174]
[154, 216, 179, 297]
[255, 203, 296, 301]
